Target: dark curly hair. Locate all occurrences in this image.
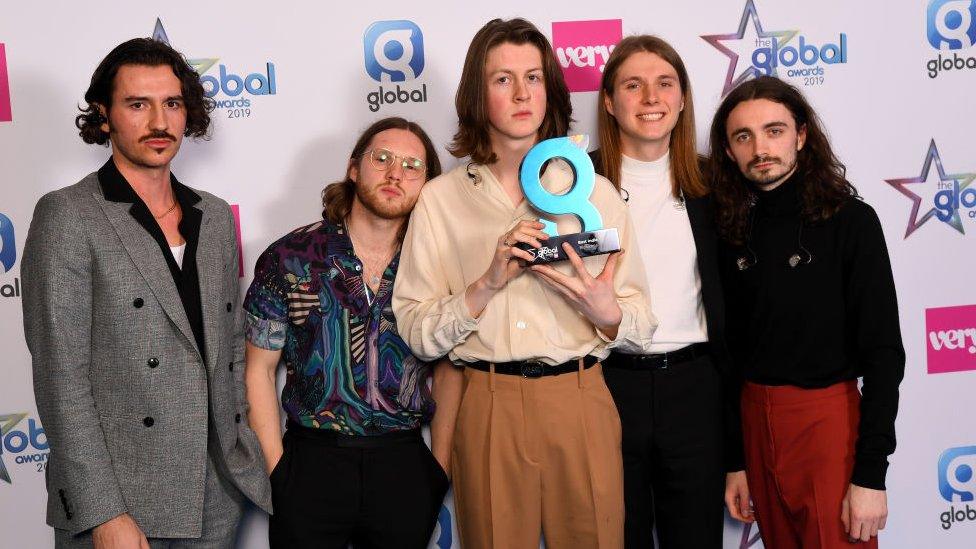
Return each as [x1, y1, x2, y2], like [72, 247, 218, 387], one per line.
[76, 37, 214, 145]
[707, 76, 858, 244]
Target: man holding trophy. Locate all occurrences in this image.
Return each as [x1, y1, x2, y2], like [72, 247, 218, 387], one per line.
[392, 17, 655, 549]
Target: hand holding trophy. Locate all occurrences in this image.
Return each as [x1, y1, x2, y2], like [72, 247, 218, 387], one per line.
[516, 134, 620, 264]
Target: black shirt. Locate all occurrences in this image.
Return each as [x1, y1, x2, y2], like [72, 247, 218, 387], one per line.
[97, 158, 207, 361]
[719, 171, 905, 490]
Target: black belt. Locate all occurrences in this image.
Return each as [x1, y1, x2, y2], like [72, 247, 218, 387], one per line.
[605, 343, 710, 371]
[285, 421, 421, 448]
[465, 355, 600, 378]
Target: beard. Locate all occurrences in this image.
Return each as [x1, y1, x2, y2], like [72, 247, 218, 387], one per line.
[745, 155, 798, 186]
[355, 180, 416, 220]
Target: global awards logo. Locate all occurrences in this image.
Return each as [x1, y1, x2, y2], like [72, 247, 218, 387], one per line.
[0, 413, 48, 484]
[551, 19, 623, 93]
[363, 20, 428, 112]
[0, 42, 11, 122]
[153, 18, 276, 119]
[938, 446, 976, 530]
[0, 212, 20, 299]
[926, 304, 976, 374]
[885, 140, 976, 237]
[701, 0, 848, 96]
[926, 0, 976, 78]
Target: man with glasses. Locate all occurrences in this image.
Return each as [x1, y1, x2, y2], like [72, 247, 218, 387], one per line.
[243, 117, 448, 548]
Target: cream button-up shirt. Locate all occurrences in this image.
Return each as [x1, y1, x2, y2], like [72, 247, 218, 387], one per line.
[392, 161, 657, 366]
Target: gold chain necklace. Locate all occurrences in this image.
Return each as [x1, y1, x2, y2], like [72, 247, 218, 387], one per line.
[152, 201, 179, 220]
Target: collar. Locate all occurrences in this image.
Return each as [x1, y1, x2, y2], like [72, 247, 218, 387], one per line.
[621, 150, 670, 178]
[97, 157, 202, 208]
[754, 169, 802, 217]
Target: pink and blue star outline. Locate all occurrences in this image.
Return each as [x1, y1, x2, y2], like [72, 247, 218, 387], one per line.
[885, 139, 976, 237]
[701, 0, 798, 96]
[152, 18, 219, 77]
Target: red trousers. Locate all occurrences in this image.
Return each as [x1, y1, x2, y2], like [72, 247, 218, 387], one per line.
[741, 381, 878, 549]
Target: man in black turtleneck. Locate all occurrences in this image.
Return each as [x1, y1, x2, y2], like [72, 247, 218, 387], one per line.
[707, 76, 904, 549]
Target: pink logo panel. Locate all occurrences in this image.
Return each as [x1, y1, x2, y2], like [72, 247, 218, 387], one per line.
[231, 204, 244, 278]
[926, 304, 976, 374]
[551, 19, 622, 92]
[0, 44, 11, 122]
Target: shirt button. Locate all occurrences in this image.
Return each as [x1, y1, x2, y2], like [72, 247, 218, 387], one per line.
[234, 413, 242, 423]
[147, 357, 159, 368]
[143, 417, 154, 427]
[228, 362, 234, 372]
[133, 298, 144, 308]
[226, 302, 232, 312]
[516, 320, 527, 330]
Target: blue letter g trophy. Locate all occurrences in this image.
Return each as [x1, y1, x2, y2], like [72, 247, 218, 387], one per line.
[516, 135, 620, 264]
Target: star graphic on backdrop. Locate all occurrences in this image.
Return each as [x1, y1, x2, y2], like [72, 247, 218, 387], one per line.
[701, 0, 798, 96]
[0, 413, 28, 484]
[152, 18, 219, 76]
[885, 139, 976, 237]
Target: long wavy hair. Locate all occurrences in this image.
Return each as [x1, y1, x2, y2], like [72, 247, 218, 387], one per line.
[707, 76, 858, 244]
[597, 35, 706, 199]
[448, 18, 572, 164]
[321, 117, 442, 241]
[76, 37, 213, 145]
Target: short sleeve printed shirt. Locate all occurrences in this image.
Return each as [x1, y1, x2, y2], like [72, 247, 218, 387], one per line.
[243, 220, 434, 435]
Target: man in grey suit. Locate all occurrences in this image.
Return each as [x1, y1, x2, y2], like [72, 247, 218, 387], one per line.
[21, 37, 271, 548]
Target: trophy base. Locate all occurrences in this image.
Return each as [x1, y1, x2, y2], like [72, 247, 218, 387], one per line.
[515, 228, 620, 265]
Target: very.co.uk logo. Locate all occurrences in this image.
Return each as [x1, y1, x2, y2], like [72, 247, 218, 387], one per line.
[701, 0, 848, 96]
[363, 20, 428, 112]
[926, 304, 976, 374]
[152, 18, 276, 118]
[551, 19, 622, 93]
[0, 42, 12, 122]
[926, 0, 976, 78]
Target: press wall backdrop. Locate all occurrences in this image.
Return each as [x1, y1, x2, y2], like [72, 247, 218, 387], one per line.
[1, 1, 974, 547]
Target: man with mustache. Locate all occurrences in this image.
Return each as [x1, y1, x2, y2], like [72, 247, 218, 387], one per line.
[708, 76, 904, 548]
[243, 117, 447, 549]
[22, 38, 271, 548]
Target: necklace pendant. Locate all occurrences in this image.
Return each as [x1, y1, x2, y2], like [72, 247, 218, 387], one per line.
[370, 275, 381, 285]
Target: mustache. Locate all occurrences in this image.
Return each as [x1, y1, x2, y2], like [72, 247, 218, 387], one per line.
[140, 131, 176, 142]
[748, 155, 781, 169]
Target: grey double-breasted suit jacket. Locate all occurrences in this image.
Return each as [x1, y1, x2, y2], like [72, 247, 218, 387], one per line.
[22, 160, 272, 538]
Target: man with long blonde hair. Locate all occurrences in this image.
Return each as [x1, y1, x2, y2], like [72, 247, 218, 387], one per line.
[591, 35, 748, 548]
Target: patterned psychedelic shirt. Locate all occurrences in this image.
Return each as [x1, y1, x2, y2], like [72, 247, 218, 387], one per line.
[243, 220, 434, 435]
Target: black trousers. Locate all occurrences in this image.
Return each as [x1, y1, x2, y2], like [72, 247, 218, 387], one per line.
[269, 423, 450, 549]
[603, 351, 726, 549]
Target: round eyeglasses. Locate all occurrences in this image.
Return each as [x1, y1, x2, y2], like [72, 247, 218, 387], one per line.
[366, 148, 426, 179]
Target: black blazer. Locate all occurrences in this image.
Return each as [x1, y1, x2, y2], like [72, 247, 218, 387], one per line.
[590, 149, 744, 471]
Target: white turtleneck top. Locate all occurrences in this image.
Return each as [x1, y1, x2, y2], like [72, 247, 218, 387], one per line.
[620, 152, 708, 352]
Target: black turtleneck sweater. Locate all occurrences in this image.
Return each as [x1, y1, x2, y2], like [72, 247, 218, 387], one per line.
[719, 171, 905, 490]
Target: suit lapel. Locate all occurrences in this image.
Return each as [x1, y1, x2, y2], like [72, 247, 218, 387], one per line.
[95, 196, 199, 352]
[194, 205, 221, 373]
